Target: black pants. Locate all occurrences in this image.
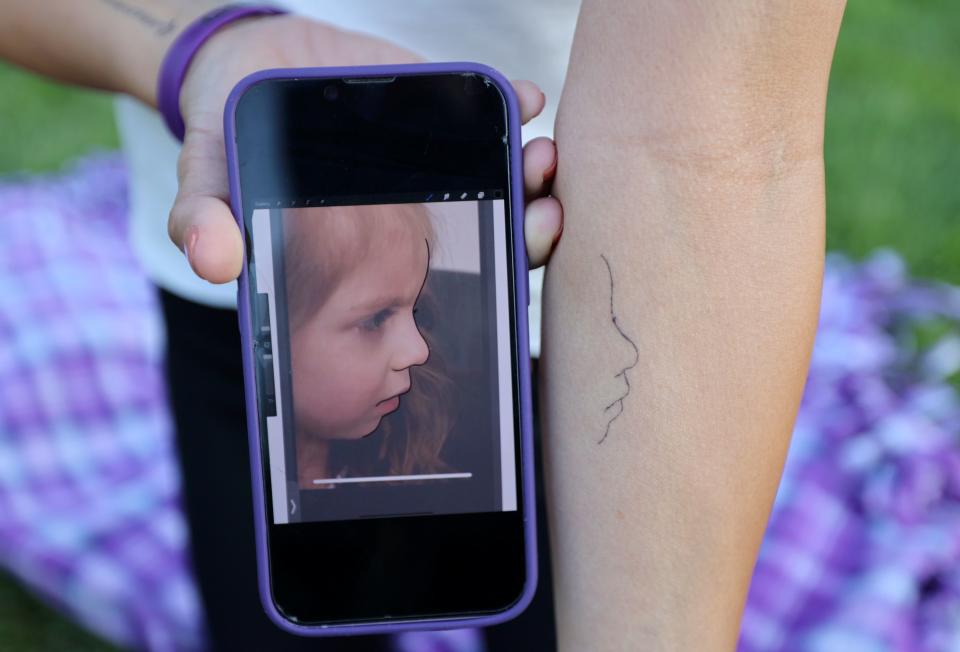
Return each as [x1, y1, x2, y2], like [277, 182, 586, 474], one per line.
[158, 287, 557, 651]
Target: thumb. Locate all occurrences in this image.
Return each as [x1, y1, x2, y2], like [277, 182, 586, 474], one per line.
[167, 124, 244, 284]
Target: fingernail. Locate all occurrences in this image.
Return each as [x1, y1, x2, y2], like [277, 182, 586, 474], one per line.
[543, 153, 558, 181]
[183, 227, 199, 267]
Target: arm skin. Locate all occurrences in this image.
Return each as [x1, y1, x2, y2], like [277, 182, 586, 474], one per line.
[540, 1, 846, 649]
[0, 1, 219, 107]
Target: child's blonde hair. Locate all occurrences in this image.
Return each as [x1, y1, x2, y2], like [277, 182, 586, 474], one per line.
[281, 203, 458, 478]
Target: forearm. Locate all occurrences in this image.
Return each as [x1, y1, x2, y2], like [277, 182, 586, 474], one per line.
[0, 0, 222, 107]
[542, 1, 845, 650]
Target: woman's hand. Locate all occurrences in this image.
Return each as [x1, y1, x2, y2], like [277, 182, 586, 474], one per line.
[168, 13, 563, 283]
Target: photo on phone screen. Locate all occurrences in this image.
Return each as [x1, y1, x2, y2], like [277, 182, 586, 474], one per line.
[249, 197, 517, 524]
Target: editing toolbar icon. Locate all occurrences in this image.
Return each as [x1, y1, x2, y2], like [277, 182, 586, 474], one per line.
[460, 192, 468, 199]
[443, 192, 450, 200]
[477, 191, 485, 199]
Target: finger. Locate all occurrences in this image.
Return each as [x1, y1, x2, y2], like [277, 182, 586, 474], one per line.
[511, 79, 546, 125]
[523, 137, 558, 200]
[168, 125, 244, 284]
[524, 196, 564, 269]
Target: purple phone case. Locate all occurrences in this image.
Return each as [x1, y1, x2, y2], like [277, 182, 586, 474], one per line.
[223, 61, 537, 637]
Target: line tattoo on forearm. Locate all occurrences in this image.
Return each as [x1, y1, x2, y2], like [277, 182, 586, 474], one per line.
[98, 0, 176, 36]
[598, 253, 639, 445]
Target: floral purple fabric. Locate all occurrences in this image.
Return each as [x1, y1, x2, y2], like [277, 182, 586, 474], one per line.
[2, 151, 960, 651]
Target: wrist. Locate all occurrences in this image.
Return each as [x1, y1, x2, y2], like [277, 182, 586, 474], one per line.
[155, 4, 289, 140]
[114, 2, 224, 109]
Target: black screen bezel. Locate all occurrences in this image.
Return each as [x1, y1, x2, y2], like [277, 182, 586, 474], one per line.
[233, 72, 528, 625]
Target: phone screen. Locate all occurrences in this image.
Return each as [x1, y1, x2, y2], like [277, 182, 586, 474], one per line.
[233, 70, 530, 624]
[251, 195, 517, 524]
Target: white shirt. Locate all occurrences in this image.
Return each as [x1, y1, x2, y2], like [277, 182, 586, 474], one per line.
[113, 0, 580, 357]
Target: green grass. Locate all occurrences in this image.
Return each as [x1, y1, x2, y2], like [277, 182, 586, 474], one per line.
[824, 0, 960, 283]
[0, 573, 117, 652]
[0, 65, 119, 175]
[0, 0, 959, 648]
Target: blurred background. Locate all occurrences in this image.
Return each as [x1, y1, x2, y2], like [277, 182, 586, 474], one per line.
[1, 0, 959, 649]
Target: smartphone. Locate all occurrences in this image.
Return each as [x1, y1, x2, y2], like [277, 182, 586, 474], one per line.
[223, 62, 537, 636]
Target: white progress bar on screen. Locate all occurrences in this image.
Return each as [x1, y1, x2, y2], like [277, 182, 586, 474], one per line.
[312, 472, 473, 485]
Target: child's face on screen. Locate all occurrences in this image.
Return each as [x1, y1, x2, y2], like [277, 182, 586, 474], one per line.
[290, 231, 430, 440]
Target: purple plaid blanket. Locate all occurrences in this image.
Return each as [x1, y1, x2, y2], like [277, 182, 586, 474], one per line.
[737, 251, 960, 652]
[2, 152, 960, 651]
[0, 153, 203, 650]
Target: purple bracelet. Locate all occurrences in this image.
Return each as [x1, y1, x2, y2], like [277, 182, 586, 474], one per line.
[157, 4, 288, 142]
